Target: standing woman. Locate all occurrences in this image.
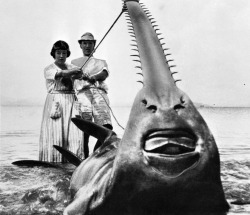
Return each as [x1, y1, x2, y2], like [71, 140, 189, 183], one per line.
[39, 40, 84, 162]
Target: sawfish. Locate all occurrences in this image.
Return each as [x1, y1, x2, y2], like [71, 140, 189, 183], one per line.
[63, 0, 229, 214]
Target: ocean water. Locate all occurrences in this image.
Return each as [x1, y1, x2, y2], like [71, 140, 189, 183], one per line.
[0, 105, 250, 214]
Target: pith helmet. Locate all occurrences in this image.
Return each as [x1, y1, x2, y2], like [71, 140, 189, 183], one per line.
[78, 32, 96, 44]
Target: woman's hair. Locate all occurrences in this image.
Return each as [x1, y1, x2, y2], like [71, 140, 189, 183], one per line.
[50, 40, 71, 58]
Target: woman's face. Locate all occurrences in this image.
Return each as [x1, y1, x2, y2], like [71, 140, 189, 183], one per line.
[54, 49, 67, 64]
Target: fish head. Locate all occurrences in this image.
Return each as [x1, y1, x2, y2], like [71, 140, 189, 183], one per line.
[108, 0, 228, 211]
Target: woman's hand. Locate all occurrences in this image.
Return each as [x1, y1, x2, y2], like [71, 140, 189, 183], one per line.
[69, 68, 82, 76]
[57, 68, 82, 78]
[71, 72, 83, 79]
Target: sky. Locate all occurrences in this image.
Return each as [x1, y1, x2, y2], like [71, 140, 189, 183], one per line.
[1, 0, 250, 107]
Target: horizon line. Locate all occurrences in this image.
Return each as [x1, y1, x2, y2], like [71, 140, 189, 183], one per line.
[1, 104, 250, 108]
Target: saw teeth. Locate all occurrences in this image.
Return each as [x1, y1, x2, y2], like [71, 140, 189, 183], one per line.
[125, 1, 180, 84]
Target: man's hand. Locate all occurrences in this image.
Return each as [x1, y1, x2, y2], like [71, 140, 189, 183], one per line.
[81, 72, 95, 84]
[82, 72, 90, 80]
[70, 68, 82, 76]
[88, 77, 96, 84]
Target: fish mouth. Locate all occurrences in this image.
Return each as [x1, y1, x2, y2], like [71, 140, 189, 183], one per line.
[144, 130, 196, 155]
[144, 130, 200, 176]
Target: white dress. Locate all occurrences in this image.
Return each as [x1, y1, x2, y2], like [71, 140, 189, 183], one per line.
[39, 63, 84, 162]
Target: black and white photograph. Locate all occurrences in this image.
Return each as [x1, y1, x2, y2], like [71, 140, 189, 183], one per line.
[1, 0, 250, 214]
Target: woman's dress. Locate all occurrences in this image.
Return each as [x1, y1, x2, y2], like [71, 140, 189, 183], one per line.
[39, 63, 84, 162]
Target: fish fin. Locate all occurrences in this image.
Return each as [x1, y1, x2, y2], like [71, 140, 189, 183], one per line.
[12, 160, 60, 168]
[71, 117, 117, 143]
[53, 145, 82, 166]
[231, 200, 250, 205]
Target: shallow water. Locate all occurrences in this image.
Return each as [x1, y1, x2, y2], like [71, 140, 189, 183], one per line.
[0, 106, 250, 214]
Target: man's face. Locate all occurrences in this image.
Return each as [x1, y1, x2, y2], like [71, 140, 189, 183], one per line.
[80, 40, 95, 56]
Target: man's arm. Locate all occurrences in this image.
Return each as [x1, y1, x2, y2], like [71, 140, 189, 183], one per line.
[91, 69, 108, 82]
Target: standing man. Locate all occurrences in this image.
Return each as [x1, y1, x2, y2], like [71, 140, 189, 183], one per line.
[72, 32, 113, 158]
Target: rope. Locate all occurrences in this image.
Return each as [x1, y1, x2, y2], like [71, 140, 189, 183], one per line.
[93, 84, 125, 130]
[80, 9, 125, 70]
[79, 9, 126, 130]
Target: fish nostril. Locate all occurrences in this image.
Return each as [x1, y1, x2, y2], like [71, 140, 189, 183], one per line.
[174, 104, 185, 112]
[147, 105, 157, 113]
[180, 96, 185, 104]
[173, 97, 186, 112]
[141, 99, 157, 113]
[142, 99, 147, 105]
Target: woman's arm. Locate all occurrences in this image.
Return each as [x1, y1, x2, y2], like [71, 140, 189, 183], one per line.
[55, 68, 82, 78]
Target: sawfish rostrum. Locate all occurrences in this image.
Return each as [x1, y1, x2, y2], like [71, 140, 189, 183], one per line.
[64, 0, 229, 214]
